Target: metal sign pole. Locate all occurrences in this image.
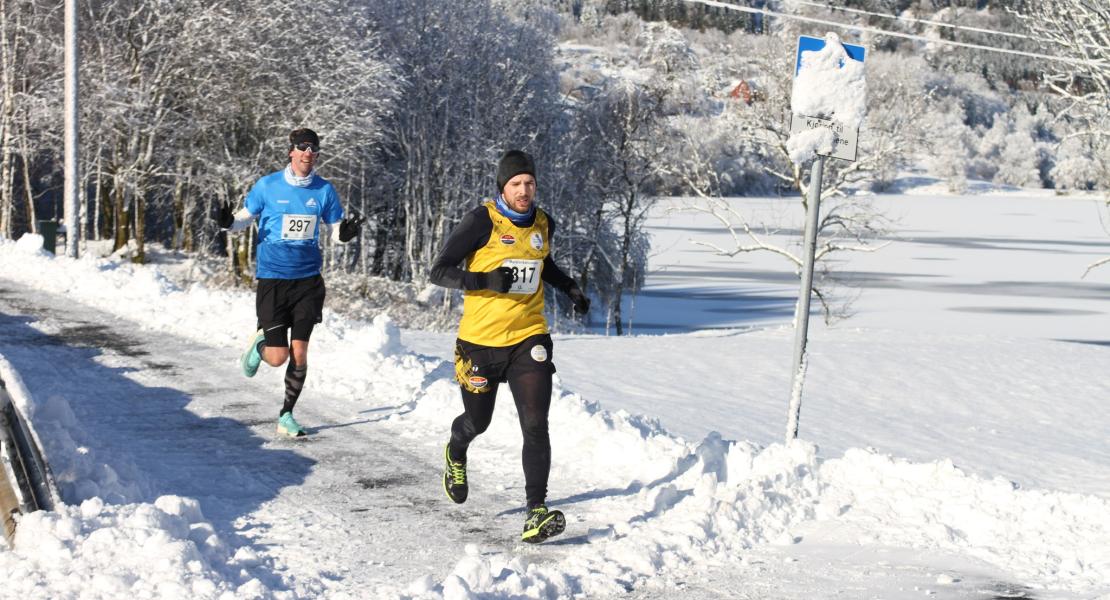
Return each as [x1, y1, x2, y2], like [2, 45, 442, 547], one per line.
[786, 154, 825, 441]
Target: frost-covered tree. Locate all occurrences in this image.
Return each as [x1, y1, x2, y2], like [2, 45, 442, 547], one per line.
[198, 0, 395, 279]
[28, 0, 396, 280]
[0, 0, 60, 239]
[637, 21, 698, 75]
[368, 0, 562, 287]
[995, 130, 1040, 188]
[921, 97, 970, 193]
[570, 80, 670, 335]
[1013, 0, 1108, 127]
[1052, 134, 1105, 193]
[78, 0, 221, 261]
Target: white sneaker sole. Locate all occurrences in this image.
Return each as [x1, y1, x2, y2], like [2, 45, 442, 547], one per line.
[241, 330, 264, 378]
[276, 424, 308, 438]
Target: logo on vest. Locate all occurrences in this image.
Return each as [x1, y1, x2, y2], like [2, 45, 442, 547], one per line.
[530, 233, 543, 250]
[306, 198, 318, 208]
[500, 234, 516, 245]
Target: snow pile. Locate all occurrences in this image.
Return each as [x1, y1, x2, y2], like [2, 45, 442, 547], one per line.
[786, 126, 837, 165]
[395, 437, 829, 598]
[0, 496, 269, 600]
[24, 392, 144, 504]
[392, 374, 692, 491]
[0, 353, 282, 597]
[0, 235, 435, 410]
[0, 235, 250, 349]
[13, 233, 48, 255]
[822, 449, 1110, 590]
[551, 438, 828, 584]
[1, 354, 140, 504]
[403, 434, 1110, 599]
[788, 32, 866, 164]
[550, 381, 691, 488]
[393, 372, 832, 597]
[391, 364, 1110, 598]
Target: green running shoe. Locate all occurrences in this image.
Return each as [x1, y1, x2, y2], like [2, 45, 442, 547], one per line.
[276, 412, 307, 438]
[522, 505, 565, 543]
[443, 443, 468, 504]
[240, 329, 265, 377]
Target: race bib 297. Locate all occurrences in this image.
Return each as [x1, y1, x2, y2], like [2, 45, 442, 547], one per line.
[281, 214, 317, 240]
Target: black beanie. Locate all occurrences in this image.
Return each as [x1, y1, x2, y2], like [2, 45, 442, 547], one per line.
[289, 128, 320, 149]
[496, 150, 536, 192]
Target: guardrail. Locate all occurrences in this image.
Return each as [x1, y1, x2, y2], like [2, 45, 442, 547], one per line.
[0, 368, 59, 547]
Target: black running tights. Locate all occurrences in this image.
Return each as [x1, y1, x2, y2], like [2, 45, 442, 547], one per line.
[449, 369, 552, 508]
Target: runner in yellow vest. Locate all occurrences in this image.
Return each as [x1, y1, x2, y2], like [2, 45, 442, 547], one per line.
[429, 150, 590, 543]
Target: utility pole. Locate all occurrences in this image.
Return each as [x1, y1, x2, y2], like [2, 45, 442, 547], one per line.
[63, 0, 78, 258]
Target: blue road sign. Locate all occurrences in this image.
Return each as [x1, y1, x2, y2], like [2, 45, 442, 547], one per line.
[795, 35, 866, 76]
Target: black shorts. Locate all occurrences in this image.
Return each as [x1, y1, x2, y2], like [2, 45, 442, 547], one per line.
[454, 334, 555, 394]
[256, 275, 326, 347]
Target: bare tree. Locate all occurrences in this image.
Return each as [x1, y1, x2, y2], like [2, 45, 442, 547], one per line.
[673, 120, 889, 323]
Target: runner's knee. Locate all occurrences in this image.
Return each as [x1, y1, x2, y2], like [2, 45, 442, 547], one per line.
[263, 345, 289, 367]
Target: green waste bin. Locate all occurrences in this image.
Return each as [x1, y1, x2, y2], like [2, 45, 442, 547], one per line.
[37, 221, 58, 254]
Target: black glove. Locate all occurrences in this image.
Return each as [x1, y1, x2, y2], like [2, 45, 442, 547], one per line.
[479, 266, 514, 293]
[338, 210, 366, 242]
[568, 286, 590, 314]
[213, 201, 233, 229]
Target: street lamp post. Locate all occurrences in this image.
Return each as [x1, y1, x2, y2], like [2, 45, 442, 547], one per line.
[63, 0, 78, 258]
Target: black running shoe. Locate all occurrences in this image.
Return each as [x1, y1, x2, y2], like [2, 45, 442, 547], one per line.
[443, 443, 468, 504]
[521, 505, 565, 543]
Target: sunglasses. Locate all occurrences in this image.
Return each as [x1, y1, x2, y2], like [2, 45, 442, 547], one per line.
[293, 142, 320, 153]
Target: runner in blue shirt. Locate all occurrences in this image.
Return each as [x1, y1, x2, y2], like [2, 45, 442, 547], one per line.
[214, 128, 364, 437]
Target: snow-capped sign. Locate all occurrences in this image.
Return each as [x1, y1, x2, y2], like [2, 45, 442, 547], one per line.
[793, 34, 866, 78]
[788, 33, 867, 164]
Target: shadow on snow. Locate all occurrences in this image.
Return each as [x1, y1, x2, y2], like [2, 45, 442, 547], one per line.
[0, 289, 313, 590]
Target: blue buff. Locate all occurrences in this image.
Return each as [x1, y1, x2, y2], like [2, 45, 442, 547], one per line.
[495, 194, 535, 226]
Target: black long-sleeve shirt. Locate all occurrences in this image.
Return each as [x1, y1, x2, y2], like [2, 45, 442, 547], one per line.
[429, 204, 578, 295]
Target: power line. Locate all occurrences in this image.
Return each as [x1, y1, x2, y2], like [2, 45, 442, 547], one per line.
[782, 0, 1028, 42]
[779, 0, 1109, 51]
[680, 0, 1093, 66]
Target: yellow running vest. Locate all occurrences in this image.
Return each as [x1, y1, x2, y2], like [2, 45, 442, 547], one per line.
[457, 202, 550, 347]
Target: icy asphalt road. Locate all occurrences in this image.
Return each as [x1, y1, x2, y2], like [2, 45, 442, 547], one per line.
[0, 280, 551, 596]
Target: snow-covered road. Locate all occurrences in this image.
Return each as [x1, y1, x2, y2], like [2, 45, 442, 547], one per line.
[0, 280, 554, 596]
[2, 280, 1102, 599]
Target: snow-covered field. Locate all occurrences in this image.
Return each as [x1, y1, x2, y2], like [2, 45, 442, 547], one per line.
[1, 183, 1109, 599]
